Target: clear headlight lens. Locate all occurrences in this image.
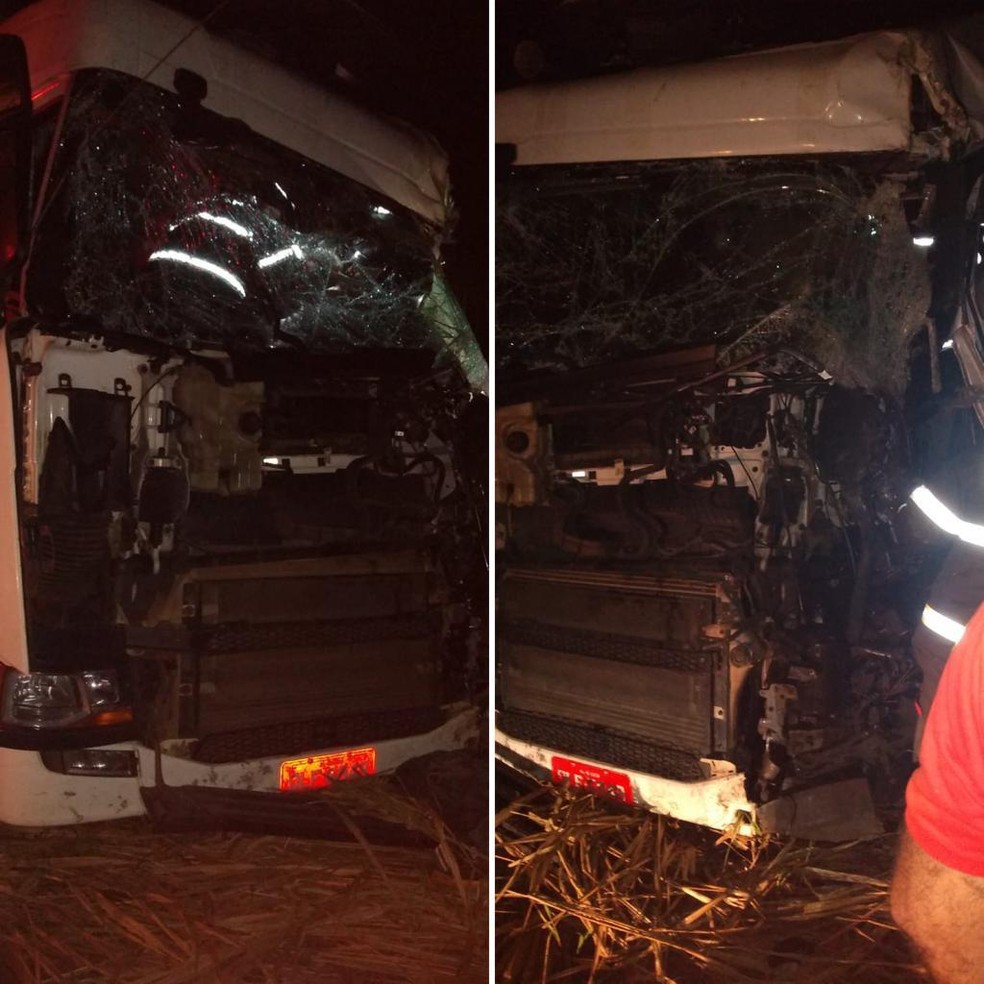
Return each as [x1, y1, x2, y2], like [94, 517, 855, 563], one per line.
[41, 748, 139, 777]
[80, 671, 121, 711]
[0, 669, 130, 729]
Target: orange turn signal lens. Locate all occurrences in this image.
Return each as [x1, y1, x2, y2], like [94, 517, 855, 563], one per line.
[86, 708, 134, 727]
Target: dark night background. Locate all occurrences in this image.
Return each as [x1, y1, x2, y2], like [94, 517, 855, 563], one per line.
[497, 0, 984, 87]
[0, 0, 490, 352]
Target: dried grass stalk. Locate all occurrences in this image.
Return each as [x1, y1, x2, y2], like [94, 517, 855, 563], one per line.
[497, 783, 923, 983]
[0, 767, 487, 983]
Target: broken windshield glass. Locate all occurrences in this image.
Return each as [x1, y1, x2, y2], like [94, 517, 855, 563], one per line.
[497, 160, 930, 394]
[28, 69, 468, 365]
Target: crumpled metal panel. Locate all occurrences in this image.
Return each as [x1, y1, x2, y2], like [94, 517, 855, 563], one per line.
[757, 776, 883, 840]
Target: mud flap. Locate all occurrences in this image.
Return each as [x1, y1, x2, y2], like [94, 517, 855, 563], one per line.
[756, 777, 884, 841]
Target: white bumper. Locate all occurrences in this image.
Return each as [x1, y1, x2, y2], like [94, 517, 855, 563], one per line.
[0, 704, 479, 826]
[496, 725, 757, 835]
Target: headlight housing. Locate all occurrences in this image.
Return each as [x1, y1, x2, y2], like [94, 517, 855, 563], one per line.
[0, 668, 132, 730]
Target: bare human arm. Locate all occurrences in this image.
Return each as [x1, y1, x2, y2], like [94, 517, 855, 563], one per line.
[892, 829, 984, 982]
[891, 603, 984, 980]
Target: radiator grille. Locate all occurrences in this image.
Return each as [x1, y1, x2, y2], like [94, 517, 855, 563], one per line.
[508, 567, 725, 599]
[503, 619, 710, 673]
[501, 709, 704, 782]
[204, 613, 434, 653]
[38, 515, 110, 585]
[499, 562, 735, 764]
[192, 706, 443, 764]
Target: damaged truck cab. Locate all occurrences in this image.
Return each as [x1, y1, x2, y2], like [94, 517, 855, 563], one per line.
[0, 0, 487, 826]
[496, 31, 984, 837]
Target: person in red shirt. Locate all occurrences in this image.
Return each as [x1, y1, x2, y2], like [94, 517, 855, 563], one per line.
[891, 601, 984, 981]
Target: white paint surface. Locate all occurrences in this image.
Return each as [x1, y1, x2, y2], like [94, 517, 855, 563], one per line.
[496, 725, 757, 834]
[499, 32, 930, 165]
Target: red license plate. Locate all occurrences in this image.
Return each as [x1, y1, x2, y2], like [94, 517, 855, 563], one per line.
[552, 756, 634, 804]
[279, 747, 377, 792]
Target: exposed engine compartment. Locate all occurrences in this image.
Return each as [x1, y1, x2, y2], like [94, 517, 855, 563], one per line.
[12, 326, 485, 761]
[496, 346, 922, 829]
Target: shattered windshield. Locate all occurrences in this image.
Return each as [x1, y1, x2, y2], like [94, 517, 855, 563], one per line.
[497, 160, 930, 394]
[28, 69, 475, 367]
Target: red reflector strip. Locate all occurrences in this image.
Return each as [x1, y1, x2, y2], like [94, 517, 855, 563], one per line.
[279, 747, 376, 792]
[552, 755, 633, 805]
[31, 80, 62, 103]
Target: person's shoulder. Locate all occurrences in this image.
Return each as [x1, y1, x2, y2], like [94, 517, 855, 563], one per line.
[904, 598, 984, 876]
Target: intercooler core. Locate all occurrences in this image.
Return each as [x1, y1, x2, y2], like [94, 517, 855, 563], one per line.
[134, 551, 444, 763]
[499, 567, 738, 781]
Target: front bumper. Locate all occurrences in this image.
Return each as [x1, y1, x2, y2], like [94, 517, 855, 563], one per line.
[0, 703, 479, 826]
[496, 723, 886, 840]
[495, 723, 758, 835]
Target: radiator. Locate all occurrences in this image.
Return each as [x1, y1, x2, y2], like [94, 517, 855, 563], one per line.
[499, 566, 739, 776]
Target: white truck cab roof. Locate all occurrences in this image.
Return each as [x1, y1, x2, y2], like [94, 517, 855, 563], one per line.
[2, 0, 450, 225]
[497, 30, 984, 165]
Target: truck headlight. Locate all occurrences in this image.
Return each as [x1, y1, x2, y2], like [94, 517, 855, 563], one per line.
[0, 669, 132, 730]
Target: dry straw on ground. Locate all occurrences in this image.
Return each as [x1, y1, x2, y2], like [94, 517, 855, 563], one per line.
[0, 773, 487, 984]
[496, 784, 925, 984]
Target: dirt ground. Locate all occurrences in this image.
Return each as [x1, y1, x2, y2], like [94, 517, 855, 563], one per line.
[0, 752, 488, 984]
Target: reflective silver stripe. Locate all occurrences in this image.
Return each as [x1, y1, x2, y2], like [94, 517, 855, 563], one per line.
[921, 603, 966, 644]
[910, 485, 984, 548]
